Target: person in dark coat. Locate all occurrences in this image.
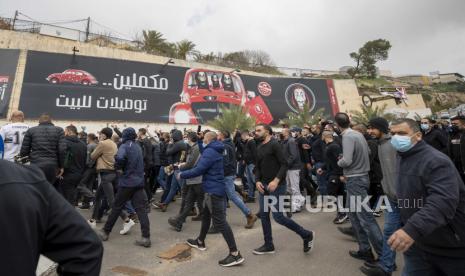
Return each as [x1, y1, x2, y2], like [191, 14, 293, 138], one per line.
[450, 116, 465, 184]
[20, 113, 66, 186]
[61, 125, 87, 205]
[98, 127, 151, 248]
[0, 159, 103, 275]
[420, 118, 448, 155]
[389, 118, 465, 275]
[137, 128, 154, 201]
[181, 131, 244, 267]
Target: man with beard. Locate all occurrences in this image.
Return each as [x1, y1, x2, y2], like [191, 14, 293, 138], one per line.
[252, 124, 314, 255]
[421, 118, 448, 155]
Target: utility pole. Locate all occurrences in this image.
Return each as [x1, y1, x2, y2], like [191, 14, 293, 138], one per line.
[85, 17, 90, 42]
[11, 10, 18, 30]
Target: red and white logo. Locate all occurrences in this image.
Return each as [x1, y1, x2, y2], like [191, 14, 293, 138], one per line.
[257, 82, 272, 96]
[254, 104, 263, 114]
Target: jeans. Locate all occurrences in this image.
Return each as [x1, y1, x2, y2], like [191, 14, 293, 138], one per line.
[104, 186, 150, 238]
[286, 169, 305, 212]
[379, 199, 401, 273]
[346, 175, 383, 256]
[157, 166, 167, 190]
[245, 163, 256, 199]
[162, 169, 184, 204]
[92, 172, 117, 220]
[236, 161, 248, 187]
[224, 175, 251, 216]
[259, 183, 311, 247]
[402, 245, 465, 276]
[198, 194, 238, 252]
[175, 184, 204, 224]
[315, 162, 328, 195]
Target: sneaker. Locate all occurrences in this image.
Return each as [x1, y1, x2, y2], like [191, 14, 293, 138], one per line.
[97, 230, 109, 241]
[152, 202, 162, 209]
[245, 214, 258, 229]
[303, 231, 315, 253]
[168, 217, 182, 232]
[338, 226, 356, 238]
[360, 265, 391, 276]
[79, 203, 91, 210]
[186, 238, 206, 251]
[128, 213, 139, 224]
[135, 237, 151, 248]
[252, 244, 275, 255]
[349, 250, 376, 262]
[334, 213, 349, 224]
[119, 219, 135, 235]
[218, 252, 245, 267]
[87, 219, 97, 229]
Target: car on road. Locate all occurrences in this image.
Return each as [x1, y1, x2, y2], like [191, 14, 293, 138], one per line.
[169, 68, 273, 124]
[46, 69, 98, 86]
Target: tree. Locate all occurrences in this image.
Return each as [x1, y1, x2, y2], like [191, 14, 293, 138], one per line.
[349, 104, 396, 125]
[175, 40, 196, 60]
[207, 105, 256, 133]
[348, 39, 392, 79]
[142, 30, 166, 54]
[279, 105, 326, 128]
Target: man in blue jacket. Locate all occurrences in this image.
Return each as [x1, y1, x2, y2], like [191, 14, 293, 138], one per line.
[388, 118, 465, 275]
[98, 128, 151, 248]
[180, 131, 244, 267]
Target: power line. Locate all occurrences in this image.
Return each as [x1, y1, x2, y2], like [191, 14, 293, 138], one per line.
[90, 19, 132, 40]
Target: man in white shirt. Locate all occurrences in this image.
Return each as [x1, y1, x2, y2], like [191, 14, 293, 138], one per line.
[0, 111, 29, 162]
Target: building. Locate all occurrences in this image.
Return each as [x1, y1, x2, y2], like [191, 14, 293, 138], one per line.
[433, 73, 464, 84]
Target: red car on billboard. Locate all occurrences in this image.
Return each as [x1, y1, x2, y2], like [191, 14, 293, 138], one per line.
[46, 69, 98, 85]
[169, 68, 273, 124]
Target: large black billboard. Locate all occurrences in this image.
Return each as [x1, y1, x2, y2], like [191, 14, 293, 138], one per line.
[19, 50, 339, 124]
[0, 49, 20, 118]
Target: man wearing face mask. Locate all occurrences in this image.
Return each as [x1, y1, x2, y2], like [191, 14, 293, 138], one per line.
[450, 116, 465, 184]
[420, 118, 448, 155]
[389, 118, 465, 275]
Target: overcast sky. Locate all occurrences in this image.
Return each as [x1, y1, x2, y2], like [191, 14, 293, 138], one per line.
[2, 0, 465, 76]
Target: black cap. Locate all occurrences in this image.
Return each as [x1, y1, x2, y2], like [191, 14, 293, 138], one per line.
[368, 117, 389, 134]
[100, 127, 113, 139]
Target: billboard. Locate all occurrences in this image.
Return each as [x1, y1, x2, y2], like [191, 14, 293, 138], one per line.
[19, 50, 338, 124]
[0, 49, 20, 118]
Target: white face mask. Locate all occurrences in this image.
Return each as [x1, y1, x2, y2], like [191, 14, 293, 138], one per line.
[291, 132, 297, 138]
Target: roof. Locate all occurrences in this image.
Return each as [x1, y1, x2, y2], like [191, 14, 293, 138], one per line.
[439, 73, 464, 78]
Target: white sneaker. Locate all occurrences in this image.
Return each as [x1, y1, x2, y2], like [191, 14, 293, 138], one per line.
[119, 219, 135, 235]
[87, 219, 97, 229]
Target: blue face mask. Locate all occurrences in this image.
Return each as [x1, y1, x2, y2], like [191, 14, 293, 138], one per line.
[391, 134, 414, 152]
[202, 142, 208, 148]
[420, 123, 429, 131]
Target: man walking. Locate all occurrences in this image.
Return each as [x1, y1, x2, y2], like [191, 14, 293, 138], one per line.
[0, 111, 29, 162]
[98, 128, 151, 248]
[252, 124, 314, 255]
[335, 112, 383, 262]
[181, 131, 244, 267]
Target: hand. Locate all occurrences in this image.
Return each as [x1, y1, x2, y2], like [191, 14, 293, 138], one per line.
[178, 162, 186, 167]
[256, 181, 265, 194]
[302, 144, 311, 150]
[268, 178, 279, 192]
[306, 163, 313, 170]
[388, 229, 414, 252]
[57, 168, 64, 178]
[339, 176, 347, 183]
[316, 168, 323, 175]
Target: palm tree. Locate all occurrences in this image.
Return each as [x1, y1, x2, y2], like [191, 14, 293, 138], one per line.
[176, 40, 196, 60]
[142, 30, 166, 54]
[279, 105, 326, 128]
[350, 104, 396, 125]
[207, 105, 256, 133]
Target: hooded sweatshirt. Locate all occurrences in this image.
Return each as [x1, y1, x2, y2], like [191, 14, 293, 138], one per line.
[115, 128, 144, 188]
[166, 129, 187, 164]
[377, 134, 397, 201]
[180, 140, 225, 196]
[63, 135, 87, 176]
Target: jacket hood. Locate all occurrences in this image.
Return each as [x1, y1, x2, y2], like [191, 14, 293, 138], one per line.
[223, 138, 234, 146]
[206, 139, 224, 153]
[171, 129, 183, 142]
[65, 135, 80, 143]
[122, 127, 137, 143]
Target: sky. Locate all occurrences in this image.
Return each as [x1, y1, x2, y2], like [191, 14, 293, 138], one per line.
[2, 0, 465, 76]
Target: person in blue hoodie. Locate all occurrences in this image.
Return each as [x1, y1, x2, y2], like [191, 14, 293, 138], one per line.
[180, 131, 244, 267]
[98, 127, 151, 248]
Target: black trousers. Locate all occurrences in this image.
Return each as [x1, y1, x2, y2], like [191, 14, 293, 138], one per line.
[327, 175, 346, 213]
[76, 167, 97, 202]
[176, 184, 204, 223]
[104, 186, 150, 238]
[61, 173, 81, 205]
[300, 165, 316, 196]
[35, 163, 58, 187]
[198, 194, 237, 252]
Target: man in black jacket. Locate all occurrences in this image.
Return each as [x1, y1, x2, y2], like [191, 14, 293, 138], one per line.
[20, 114, 66, 187]
[421, 118, 448, 155]
[137, 128, 154, 201]
[389, 118, 465, 275]
[0, 160, 103, 275]
[252, 124, 314, 255]
[61, 125, 87, 205]
[450, 116, 465, 184]
[242, 131, 257, 202]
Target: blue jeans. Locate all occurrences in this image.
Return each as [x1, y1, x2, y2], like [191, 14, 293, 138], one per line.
[346, 175, 383, 255]
[125, 201, 136, 215]
[315, 162, 328, 195]
[245, 163, 256, 199]
[403, 245, 465, 276]
[379, 199, 401, 273]
[162, 169, 183, 204]
[259, 183, 311, 247]
[157, 166, 167, 189]
[224, 175, 251, 216]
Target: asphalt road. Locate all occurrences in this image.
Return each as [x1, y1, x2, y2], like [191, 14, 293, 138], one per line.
[79, 193, 403, 276]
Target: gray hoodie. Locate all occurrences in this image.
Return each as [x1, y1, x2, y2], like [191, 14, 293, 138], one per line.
[337, 128, 370, 177]
[377, 134, 397, 201]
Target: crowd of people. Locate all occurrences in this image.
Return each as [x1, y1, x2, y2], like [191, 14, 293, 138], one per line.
[1, 109, 465, 275]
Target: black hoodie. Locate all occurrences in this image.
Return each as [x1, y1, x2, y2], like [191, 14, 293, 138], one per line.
[63, 135, 87, 175]
[166, 129, 188, 164]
